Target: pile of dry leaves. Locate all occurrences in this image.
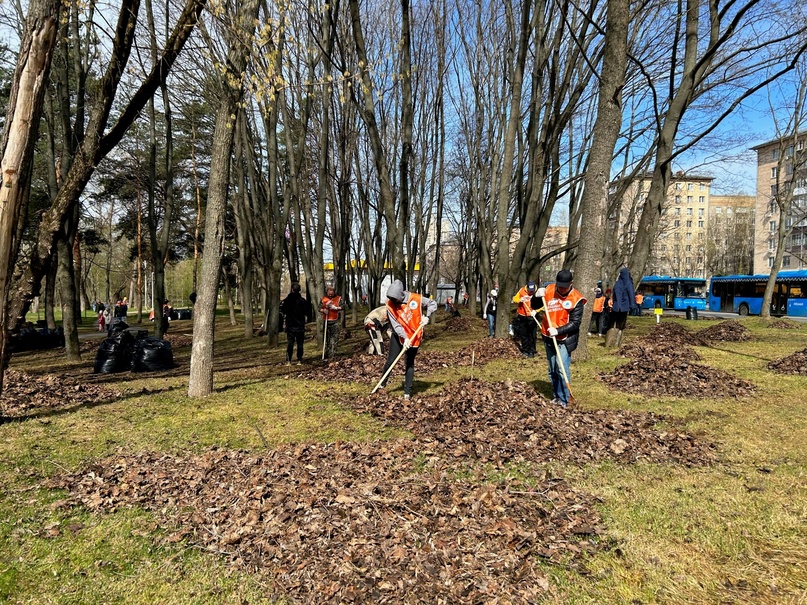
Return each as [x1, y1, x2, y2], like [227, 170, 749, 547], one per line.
[767, 319, 801, 330]
[349, 378, 715, 467]
[299, 339, 522, 383]
[696, 320, 750, 344]
[164, 333, 193, 348]
[443, 316, 476, 332]
[48, 442, 603, 602]
[767, 348, 807, 375]
[598, 359, 755, 399]
[618, 322, 700, 362]
[0, 370, 120, 417]
[642, 322, 697, 347]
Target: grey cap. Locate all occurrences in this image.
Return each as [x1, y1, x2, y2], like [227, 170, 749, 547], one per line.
[386, 279, 406, 302]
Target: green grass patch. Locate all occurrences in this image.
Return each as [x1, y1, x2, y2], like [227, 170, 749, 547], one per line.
[1, 313, 806, 603]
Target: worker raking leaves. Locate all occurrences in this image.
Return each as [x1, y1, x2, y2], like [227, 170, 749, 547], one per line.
[372, 280, 437, 400]
[534, 269, 586, 408]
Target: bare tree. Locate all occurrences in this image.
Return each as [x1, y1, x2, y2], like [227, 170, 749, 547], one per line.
[188, 0, 261, 397]
[0, 0, 60, 393]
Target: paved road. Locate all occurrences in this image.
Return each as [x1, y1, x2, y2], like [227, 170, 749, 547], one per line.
[652, 310, 807, 322]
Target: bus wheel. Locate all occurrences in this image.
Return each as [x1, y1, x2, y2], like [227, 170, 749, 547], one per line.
[738, 303, 749, 316]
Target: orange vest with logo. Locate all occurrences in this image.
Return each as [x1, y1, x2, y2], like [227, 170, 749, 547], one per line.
[593, 296, 605, 313]
[635, 293, 644, 305]
[321, 295, 341, 322]
[540, 284, 586, 340]
[512, 286, 536, 317]
[387, 293, 424, 347]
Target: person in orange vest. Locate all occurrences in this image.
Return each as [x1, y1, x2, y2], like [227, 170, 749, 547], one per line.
[633, 291, 644, 316]
[320, 286, 343, 359]
[535, 269, 587, 407]
[378, 279, 437, 400]
[512, 280, 539, 357]
[588, 287, 605, 336]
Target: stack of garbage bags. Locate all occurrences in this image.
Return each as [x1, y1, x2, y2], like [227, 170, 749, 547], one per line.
[10, 326, 65, 352]
[93, 323, 174, 373]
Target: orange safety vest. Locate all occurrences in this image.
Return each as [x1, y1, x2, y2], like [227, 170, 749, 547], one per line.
[321, 295, 342, 322]
[635, 293, 644, 305]
[387, 293, 424, 347]
[540, 284, 587, 340]
[512, 285, 536, 317]
[593, 296, 605, 313]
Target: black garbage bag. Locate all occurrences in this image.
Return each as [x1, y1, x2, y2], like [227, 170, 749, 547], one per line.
[131, 337, 174, 372]
[93, 330, 136, 373]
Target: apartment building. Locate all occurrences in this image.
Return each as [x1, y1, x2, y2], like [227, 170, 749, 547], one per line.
[706, 195, 755, 276]
[609, 173, 713, 277]
[751, 135, 807, 272]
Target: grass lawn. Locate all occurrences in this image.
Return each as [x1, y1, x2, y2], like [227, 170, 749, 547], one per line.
[1, 312, 805, 604]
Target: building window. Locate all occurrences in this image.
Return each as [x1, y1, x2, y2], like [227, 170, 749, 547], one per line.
[686, 220, 692, 227]
[698, 195, 705, 203]
[787, 163, 794, 175]
[769, 257, 775, 267]
[769, 200, 777, 213]
[686, 256, 691, 264]
[700, 183, 706, 191]
[772, 148, 779, 161]
[769, 238, 776, 250]
[698, 220, 704, 228]
[786, 145, 794, 157]
[686, 232, 692, 240]
[772, 184, 779, 197]
[674, 195, 681, 204]
[794, 232, 803, 246]
[686, 244, 692, 251]
[674, 182, 682, 190]
[772, 166, 779, 179]
[697, 233, 703, 240]
[674, 219, 680, 227]
[715, 207, 722, 214]
[783, 256, 791, 268]
[687, 196, 693, 204]
[675, 207, 681, 215]
[674, 233, 681, 240]
[770, 221, 777, 231]
[687, 183, 694, 190]
[686, 208, 693, 215]
[698, 208, 704, 216]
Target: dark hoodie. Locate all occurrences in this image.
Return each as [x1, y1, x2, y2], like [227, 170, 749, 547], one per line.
[280, 290, 309, 333]
[611, 266, 636, 313]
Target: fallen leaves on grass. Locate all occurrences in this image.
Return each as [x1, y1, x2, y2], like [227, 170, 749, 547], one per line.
[696, 320, 751, 344]
[48, 443, 602, 603]
[767, 348, 807, 375]
[619, 322, 701, 362]
[298, 338, 522, 383]
[443, 316, 476, 332]
[163, 333, 193, 348]
[350, 378, 715, 467]
[0, 370, 121, 417]
[766, 319, 801, 330]
[598, 359, 755, 399]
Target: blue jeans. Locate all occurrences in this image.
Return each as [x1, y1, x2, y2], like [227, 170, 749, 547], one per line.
[487, 313, 495, 336]
[543, 338, 571, 406]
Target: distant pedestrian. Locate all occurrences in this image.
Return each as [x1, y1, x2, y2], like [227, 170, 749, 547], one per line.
[281, 283, 309, 364]
[320, 286, 343, 359]
[589, 288, 605, 336]
[377, 280, 437, 400]
[482, 289, 498, 337]
[609, 265, 637, 331]
[512, 280, 539, 357]
[462, 292, 469, 306]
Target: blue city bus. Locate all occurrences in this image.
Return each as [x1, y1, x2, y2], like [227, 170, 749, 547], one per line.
[636, 276, 708, 310]
[709, 271, 807, 317]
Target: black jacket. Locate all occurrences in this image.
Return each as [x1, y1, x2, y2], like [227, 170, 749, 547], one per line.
[280, 292, 309, 333]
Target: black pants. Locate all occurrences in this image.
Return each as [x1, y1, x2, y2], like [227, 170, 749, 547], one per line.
[286, 329, 304, 362]
[609, 311, 628, 331]
[380, 335, 418, 396]
[589, 312, 602, 335]
[514, 314, 537, 356]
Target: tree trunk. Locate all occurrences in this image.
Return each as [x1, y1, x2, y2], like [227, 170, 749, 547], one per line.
[0, 0, 60, 392]
[187, 0, 259, 397]
[57, 234, 81, 361]
[570, 0, 629, 361]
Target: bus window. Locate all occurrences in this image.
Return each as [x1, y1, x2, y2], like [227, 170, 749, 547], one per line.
[791, 285, 805, 298]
